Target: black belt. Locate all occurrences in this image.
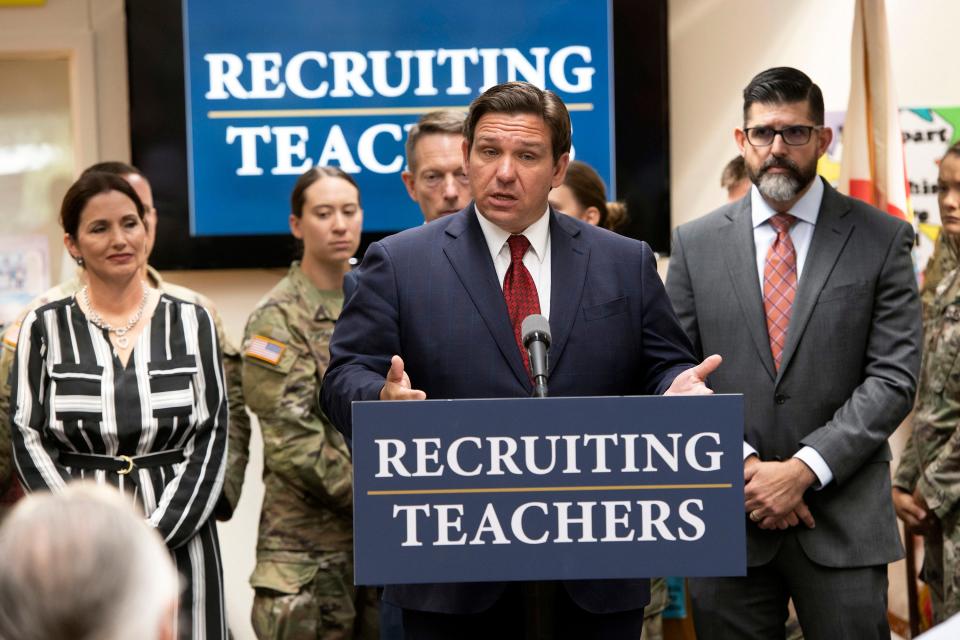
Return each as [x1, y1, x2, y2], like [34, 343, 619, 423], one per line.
[60, 449, 185, 475]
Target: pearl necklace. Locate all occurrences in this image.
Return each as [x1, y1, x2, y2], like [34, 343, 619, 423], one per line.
[81, 283, 148, 348]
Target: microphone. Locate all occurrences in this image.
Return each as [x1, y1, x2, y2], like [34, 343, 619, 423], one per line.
[521, 314, 551, 398]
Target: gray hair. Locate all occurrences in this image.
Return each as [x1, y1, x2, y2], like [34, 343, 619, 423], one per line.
[405, 109, 467, 173]
[0, 483, 179, 640]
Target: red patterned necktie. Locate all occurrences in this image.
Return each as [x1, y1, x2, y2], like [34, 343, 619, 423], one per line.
[503, 234, 541, 374]
[763, 213, 798, 370]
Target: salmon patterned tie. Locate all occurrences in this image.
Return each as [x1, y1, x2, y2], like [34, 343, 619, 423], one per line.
[763, 213, 797, 370]
[503, 234, 540, 374]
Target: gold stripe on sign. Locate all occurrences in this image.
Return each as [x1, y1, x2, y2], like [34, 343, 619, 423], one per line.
[368, 483, 733, 496]
[207, 103, 595, 119]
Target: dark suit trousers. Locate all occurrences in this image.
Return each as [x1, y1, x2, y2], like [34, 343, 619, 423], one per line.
[400, 582, 645, 640]
[688, 531, 889, 640]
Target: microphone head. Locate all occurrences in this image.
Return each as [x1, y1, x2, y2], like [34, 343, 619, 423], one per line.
[521, 314, 551, 348]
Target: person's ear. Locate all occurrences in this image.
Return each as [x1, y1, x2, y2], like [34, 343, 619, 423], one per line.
[816, 126, 833, 157]
[401, 170, 418, 202]
[157, 598, 177, 640]
[63, 233, 83, 265]
[461, 138, 471, 173]
[734, 128, 747, 155]
[551, 152, 571, 188]
[582, 206, 601, 227]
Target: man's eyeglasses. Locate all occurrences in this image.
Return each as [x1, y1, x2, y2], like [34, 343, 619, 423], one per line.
[743, 125, 823, 147]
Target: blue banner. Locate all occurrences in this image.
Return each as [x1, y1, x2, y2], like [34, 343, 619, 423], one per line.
[352, 395, 745, 585]
[182, 0, 614, 236]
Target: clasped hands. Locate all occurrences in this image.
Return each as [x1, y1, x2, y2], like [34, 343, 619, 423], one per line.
[744, 456, 817, 530]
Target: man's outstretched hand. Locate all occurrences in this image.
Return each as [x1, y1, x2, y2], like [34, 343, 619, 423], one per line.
[379, 355, 427, 401]
[664, 354, 722, 395]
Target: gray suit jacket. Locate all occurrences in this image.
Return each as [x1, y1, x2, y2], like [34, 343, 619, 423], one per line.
[665, 179, 921, 568]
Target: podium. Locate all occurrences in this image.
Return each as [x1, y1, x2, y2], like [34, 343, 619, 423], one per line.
[351, 394, 745, 585]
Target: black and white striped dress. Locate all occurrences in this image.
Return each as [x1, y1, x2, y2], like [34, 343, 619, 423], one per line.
[10, 293, 228, 640]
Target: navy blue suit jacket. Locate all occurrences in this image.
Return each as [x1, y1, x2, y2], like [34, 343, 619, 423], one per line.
[321, 205, 698, 614]
[342, 269, 359, 303]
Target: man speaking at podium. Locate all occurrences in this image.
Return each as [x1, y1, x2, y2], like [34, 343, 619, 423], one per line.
[321, 81, 719, 639]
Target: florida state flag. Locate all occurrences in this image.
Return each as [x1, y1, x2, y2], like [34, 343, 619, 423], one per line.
[838, 0, 911, 221]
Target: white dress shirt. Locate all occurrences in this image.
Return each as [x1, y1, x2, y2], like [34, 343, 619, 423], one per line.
[475, 205, 552, 319]
[744, 178, 834, 489]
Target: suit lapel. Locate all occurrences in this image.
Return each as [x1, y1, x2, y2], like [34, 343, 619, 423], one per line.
[777, 183, 853, 381]
[721, 200, 778, 381]
[442, 208, 532, 391]
[547, 211, 589, 373]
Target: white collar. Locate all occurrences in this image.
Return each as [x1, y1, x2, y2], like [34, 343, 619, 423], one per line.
[751, 175, 824, 228]
[474, 204, 551, 263]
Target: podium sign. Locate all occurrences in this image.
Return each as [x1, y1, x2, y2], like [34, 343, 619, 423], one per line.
[352, 395, 745, 585]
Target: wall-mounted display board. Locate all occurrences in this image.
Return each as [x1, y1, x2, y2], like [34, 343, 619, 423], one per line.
[127, 0, 670, 268]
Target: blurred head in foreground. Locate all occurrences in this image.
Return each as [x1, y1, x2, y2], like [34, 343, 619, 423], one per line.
[0, 483, 179, 640]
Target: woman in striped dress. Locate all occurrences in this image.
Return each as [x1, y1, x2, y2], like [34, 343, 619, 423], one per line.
[9, 171, 228, 640]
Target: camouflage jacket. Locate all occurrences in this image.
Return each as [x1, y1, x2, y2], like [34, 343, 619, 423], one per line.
[922, 232, 958, 311]
[895, 235, 960, 519]
[242, 262, 354, 590]
[0, 266, 249, 520]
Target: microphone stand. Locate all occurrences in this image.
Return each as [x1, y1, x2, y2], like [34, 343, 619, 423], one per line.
[525, 334, 549, 399]
[532, 374, 548, 398]
[524, 335, 552, 639]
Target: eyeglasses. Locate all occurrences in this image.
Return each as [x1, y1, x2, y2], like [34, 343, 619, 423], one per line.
[743, 125, 822, 147]
[421, 171, 470, 188]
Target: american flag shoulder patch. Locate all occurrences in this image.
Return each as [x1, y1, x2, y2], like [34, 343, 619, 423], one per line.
[245, 334, 286, 365]
[2, 322, 20, 349]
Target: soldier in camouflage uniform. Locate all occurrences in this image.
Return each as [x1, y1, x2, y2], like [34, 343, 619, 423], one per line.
[0, 162, 249, 523]
[893, 143, 960, 623]
[641, 577, 668, 640]
[0, 364, 14, 517]
[922, 230, 957, 312]
[243, 166, 377, 640]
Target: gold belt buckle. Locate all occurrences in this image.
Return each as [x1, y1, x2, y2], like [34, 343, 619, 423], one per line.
[117, 455, 134, 475]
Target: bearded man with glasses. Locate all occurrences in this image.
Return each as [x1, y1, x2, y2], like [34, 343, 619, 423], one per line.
[666, 66, 921, 639]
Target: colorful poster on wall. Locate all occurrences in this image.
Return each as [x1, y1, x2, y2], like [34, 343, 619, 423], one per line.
[820, 107, 960, 274]
[0, 234, 49, 327]
[181, 0, 614, 236]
